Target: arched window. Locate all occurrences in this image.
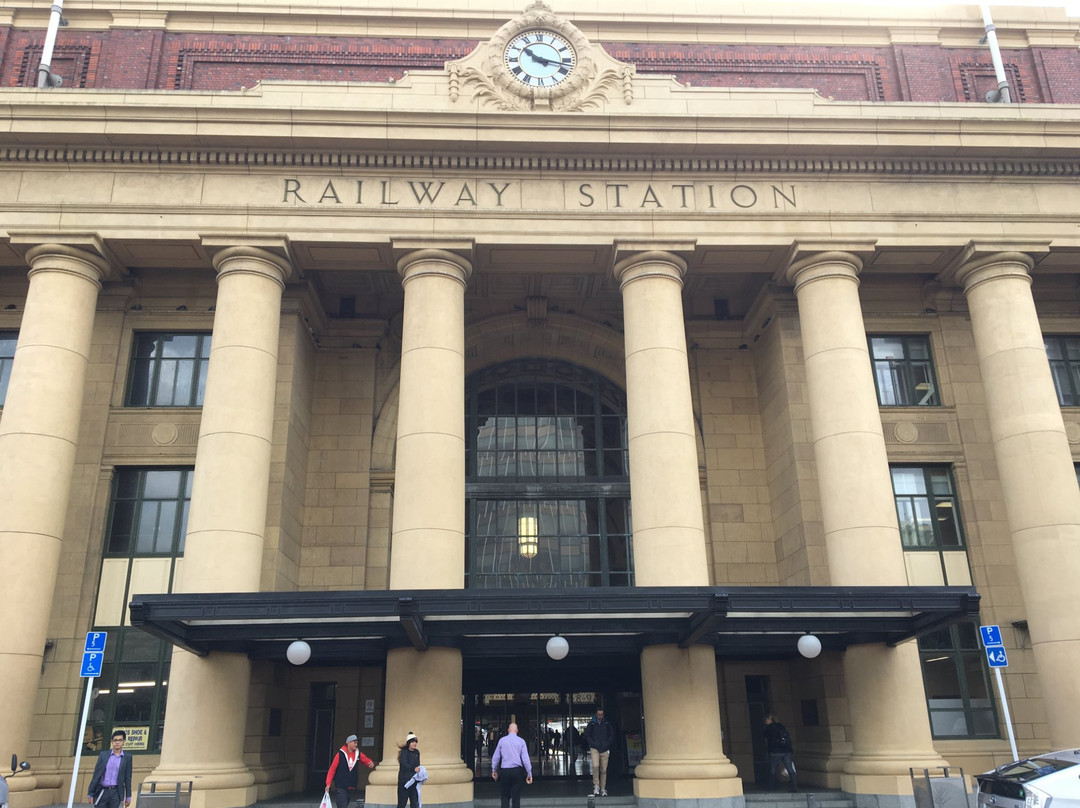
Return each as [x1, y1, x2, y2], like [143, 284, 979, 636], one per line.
[465, 359, 632, 588]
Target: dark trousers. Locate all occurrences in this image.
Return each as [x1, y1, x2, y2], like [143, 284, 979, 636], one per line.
[333, 787, 356, 808]
[97, 786, 123, 808]
[769, 752, 797, 791]
[498, 766, 526, 808]
[396, 783, 418, 808]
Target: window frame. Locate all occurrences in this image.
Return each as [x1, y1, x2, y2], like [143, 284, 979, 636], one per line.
[918, 621, 999, 740]
[890, 465, 966, 552]
[124, 331, 212, 408]
[0, 330, 17, 406]
[86, 467, 192, 755]
[1044, 335, 1080, 407]
[465, 360, 632, 589]
[868, 334, 941, 407]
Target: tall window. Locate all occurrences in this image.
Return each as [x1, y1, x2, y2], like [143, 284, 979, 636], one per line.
[891, 466, 964, 550]
[126, 332, 211, 407]
[1045, 335, 1080, 406]
[87, 468, 191, 753]
[466, 360, 632, 588]
[868, 335, 940, 406]
[919, 621, 997, 738]
[0, 331, 16, 405]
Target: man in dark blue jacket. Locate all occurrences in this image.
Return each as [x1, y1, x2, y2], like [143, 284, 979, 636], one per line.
[87, 731, 133, 808]
[584, 708, 616, 797]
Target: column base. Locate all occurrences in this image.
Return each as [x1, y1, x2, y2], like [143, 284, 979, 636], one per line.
[364, 781, 473, 808]
[146, 765, 256, 808]
[634, 776, 744, 808]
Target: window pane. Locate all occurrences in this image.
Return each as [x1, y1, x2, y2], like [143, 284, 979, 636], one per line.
[892, 468, 927, 495]
[127, 333, 211, 407]
[1045, 336, 1080, 406]
[0, 331, 18, 405]
[869, 335, 939, 407]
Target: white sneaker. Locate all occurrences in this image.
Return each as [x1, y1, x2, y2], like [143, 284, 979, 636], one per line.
[601, 790, 608, 797]
[593, 786, 600, 796]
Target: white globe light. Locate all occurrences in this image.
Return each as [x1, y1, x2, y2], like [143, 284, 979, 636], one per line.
[797, 634, 822, 659]
[287, 640, 312, 665]
[546, 635, 569, 661]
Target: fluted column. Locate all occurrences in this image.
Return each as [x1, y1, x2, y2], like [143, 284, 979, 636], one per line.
[956, 252, 1080, 748]
[367, 248, 473, 808]
[149, 246, 291, 808]
[613, 249, 739, 808]
[787, 252, 945, 794]
[0, 244, 106, 791]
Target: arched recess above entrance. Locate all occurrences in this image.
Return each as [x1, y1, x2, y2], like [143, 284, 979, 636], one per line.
[369, 311, 706, 470]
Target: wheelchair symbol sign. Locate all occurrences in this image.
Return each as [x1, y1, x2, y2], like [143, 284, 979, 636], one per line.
[80, 651, 104, 678]
[985, 646, 1009, 668]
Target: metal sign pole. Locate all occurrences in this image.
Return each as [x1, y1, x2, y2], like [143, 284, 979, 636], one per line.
[994, 667, 1018, 761]
[67, 677, 95, 808]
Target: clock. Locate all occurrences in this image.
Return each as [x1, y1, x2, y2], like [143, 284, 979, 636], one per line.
[504, 31, 576, 88]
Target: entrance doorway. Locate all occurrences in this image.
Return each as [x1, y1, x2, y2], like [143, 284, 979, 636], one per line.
[462, 686, 642, 784]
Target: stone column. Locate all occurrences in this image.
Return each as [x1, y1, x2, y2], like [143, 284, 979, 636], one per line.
[956, 252, 1080, 749]
[613, 249, 739, 808]
[149, 246, 291, 808]
[0, 244, 106, 790]
[787, 251, 945, 795]
[366, 248, 473, 808]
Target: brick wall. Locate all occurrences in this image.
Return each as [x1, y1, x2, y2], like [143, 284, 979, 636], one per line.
[0, 26, 1070, 103]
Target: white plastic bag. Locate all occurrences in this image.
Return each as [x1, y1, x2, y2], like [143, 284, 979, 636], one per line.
[320, 792, 333, 808]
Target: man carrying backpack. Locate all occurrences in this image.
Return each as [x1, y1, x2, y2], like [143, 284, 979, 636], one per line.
[764, 714, 798, 792]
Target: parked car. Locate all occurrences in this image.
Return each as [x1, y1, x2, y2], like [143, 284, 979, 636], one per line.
[977, 750, 1080, 808]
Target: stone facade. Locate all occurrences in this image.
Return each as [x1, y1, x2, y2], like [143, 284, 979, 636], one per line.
[1, 2, 1080, 808]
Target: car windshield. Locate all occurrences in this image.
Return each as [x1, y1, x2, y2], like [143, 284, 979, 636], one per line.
[993, 757, 1079, 783]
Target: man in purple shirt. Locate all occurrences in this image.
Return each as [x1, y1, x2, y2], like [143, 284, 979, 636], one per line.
[490, 723, 533, 808]
[87, 731, 133, 808]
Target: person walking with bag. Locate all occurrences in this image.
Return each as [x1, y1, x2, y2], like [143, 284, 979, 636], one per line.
[764, 714, 798, 792]
[87, 730, 132, 808]
[325, 734, 375, 808]
[397, 733, 421, 808]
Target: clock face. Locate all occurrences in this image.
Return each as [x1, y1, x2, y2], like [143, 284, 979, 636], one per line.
[504, 31, 576, 88]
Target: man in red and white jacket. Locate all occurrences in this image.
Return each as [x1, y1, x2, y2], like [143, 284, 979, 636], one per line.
[326, 734, 375, 808]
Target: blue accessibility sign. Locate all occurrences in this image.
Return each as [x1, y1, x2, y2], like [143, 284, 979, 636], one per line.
[980, 625, 1003, 647]
[985, 645, 1009, 668]
[80, 631, 108, 678]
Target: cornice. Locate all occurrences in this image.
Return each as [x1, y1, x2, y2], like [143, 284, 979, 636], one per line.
[2, 147, 1079, 179]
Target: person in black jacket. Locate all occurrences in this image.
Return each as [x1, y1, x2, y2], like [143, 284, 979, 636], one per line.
[87, 731, 133, 808]
[584, 708, 616, 797]
[764, 715, 798, 792]
[325, 734, 375, 808]
[396, 733, 421, 808]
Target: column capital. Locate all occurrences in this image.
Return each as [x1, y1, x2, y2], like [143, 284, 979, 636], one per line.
[953, 251, 1034, 295]
[612, 250, 687, 290]
[210, 245, 293, 288]
[23, 243, 110, 287]
[396, 248, 473, 289]
[784, 251, 863, 291]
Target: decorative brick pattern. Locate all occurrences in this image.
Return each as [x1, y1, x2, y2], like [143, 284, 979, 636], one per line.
[11, 36, 101, 88]
[605, 43, 893, 101]
[163, 36, 476, 91]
